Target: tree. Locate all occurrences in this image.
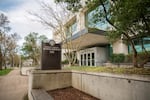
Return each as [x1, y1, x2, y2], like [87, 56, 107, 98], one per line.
[0, 33, 20, 68]
[21, 32, 48, 66]
[109, 0, 150, 67]
[31, 1, 81, 66]
[7, 33, 21, 67]
[55, 0, 150, 67]
[0, 13, 11, 69]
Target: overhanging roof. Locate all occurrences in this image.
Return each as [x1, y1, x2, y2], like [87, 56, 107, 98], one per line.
[63, 28, 109, 49]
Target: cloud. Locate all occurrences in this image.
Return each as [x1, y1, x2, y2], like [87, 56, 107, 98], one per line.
[1, 0, 54, 46]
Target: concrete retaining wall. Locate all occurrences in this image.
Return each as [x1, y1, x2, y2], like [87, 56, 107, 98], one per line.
[72, 71, 150, 100]
[28, 70, 72, 100]
[29, 70, 150, 100]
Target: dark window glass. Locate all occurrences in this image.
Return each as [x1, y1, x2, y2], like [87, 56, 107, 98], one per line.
[92, 53, 95, 66]
[88, 53, 90, 66]
[81, 55, 83, 66]
[84, 54, 86, 66]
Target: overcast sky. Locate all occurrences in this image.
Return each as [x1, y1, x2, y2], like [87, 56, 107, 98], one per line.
[0, 0, 54, 46]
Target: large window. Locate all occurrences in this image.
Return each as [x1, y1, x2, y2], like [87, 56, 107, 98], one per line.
[85, 4, 109, 30]
[128, 37, 150, 53]
[66, 21, 77, 37]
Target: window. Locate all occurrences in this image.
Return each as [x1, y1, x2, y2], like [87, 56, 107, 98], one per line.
[81, 54, 83, 66]
[143, 38, 150, 44]
[66, 21, 77, 37]
[128, 37, 150, 53]
[80, 52, 95, 66]
[91, 53, 95, 66]
[84, 54, 86, 66]
[88, 53, 90, 66]
[85, 3, 110, 30]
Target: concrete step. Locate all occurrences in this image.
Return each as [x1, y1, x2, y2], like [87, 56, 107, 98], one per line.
[31, 89, 54, 100]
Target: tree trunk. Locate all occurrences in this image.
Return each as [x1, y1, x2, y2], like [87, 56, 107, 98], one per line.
[0, 50, 2, 70]
[130, 40, 138, 67]
[100, 0, 139, 68]
[11, 55, 14, 67]
[4, 58, 6, 69]
[68, 62, 72, 67]
[132, 50, 138, 67]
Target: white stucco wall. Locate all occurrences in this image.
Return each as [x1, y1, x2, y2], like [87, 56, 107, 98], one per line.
[113, 40, 128, 55]
[96, 47, 108, 66]
[77, 11, 86, 31]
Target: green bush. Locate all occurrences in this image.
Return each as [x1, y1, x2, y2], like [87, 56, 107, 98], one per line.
[61, 60, 69, 64]
[125, 51, 150, 63]
[124, 54, 132, 63]
[137, 51, 150, 63]
[110, 53, 125, 63]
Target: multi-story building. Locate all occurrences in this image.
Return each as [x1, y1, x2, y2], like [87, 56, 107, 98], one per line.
[54, 5, 150, 66]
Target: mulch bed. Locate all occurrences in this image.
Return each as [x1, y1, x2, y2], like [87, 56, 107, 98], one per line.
[47, 87, 100, 100]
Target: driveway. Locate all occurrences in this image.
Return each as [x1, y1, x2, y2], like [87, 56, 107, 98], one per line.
[0, 69, 28, 100]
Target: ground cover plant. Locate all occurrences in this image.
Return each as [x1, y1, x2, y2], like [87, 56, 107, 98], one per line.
[0, 69, 12, 76]
[64, 66, 150, 75]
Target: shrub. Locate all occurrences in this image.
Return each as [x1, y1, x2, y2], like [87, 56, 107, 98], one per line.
[61, 60, 69, 64]
[110, 53, 125, 63]
[125, 51, 150, 63]
[124, 54, 132, 63]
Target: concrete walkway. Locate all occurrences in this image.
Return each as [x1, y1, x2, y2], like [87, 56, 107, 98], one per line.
[0, 69, 28, 100]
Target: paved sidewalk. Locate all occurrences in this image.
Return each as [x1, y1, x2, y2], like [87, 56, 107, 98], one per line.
[0, 69, 28, 100]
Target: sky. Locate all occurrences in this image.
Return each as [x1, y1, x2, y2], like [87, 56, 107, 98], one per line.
[0, 0, 54, 46]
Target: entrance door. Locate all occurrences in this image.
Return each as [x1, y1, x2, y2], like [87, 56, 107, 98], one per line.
[80, 52, 95, 66]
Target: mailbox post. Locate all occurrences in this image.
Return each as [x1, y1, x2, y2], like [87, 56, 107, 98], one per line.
[41, 40, 61, 70]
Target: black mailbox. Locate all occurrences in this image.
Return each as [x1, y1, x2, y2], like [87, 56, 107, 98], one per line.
[41, 40, 61, 70]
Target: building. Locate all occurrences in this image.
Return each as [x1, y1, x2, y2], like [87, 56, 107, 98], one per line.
[53, 5, 150, 66]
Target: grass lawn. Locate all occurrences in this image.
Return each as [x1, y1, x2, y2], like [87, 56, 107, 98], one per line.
[64, 66, 150, 75]
[0, 69, 12, 76]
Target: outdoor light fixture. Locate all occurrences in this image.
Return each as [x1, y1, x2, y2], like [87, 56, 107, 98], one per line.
[49, 40, 55, 46]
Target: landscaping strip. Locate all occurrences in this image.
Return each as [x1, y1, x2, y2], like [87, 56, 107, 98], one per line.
[48, 87, 99, 100]
[0, 69, 12, 76]
[64, 66, 150, 75]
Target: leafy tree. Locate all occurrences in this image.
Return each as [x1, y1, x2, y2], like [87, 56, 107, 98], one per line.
[21, 32, 48, 66]
[0, 13, 11, 69]
[0, 33, 20, 68]
[7, 33, 21, 67]
[55, 0, 150, 67]
[109, 0, 150, 67]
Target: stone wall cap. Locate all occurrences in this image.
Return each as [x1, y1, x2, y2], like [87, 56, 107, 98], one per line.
[30, 69, 72, 74]
[71, 70, 150, 82]
[29, 69, 150, 82]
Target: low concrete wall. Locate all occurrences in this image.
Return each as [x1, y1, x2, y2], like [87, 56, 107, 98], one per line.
[29, 70, 150, 100]
[72, 71, 150, 100]
[28, 70, 72, 100]
[21, 67, 37, 75]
